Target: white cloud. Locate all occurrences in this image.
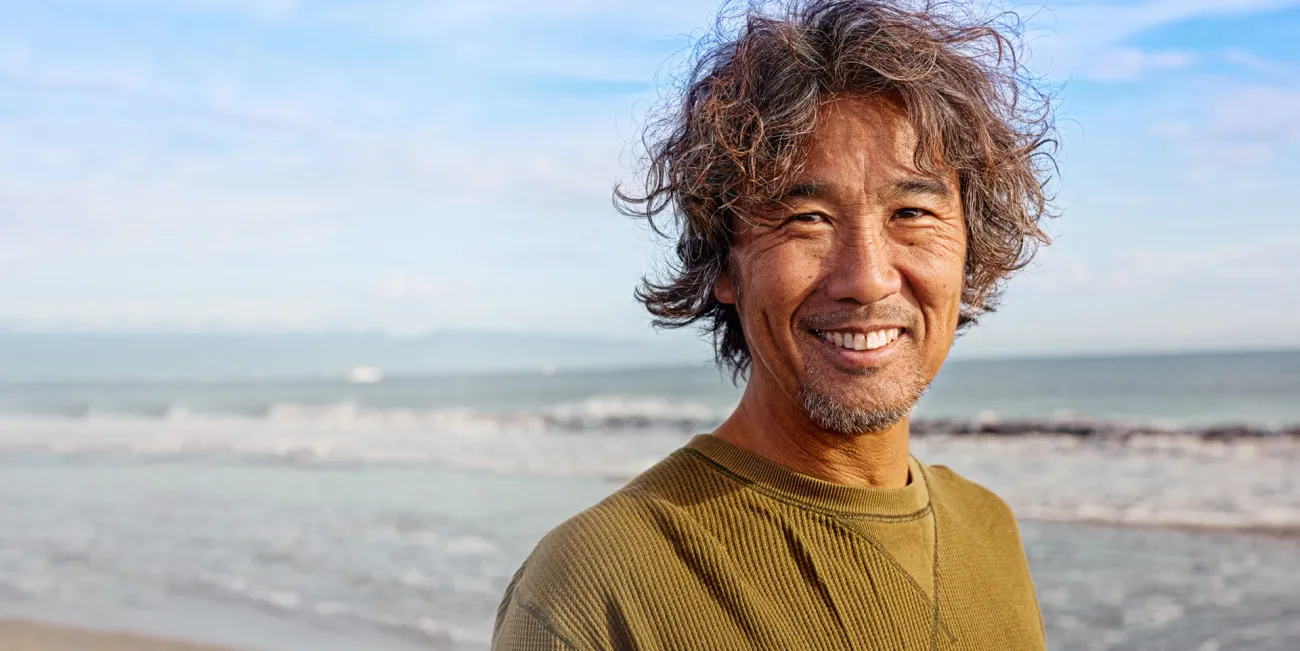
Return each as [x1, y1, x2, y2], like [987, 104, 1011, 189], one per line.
[1021, 237, 1300, 293]
[376, 273, 448, 301]
[54, 0, 308, 20]
[1023, 0, 1300, 80]
[5, 0, 1300, 343]
[1073, 47, 1197, 82]
[1206, 86, 1300, 144]
[959, 235, 1300, 356]
[1151, 83, 1300, 170]
[1151, 120, 1194, 138]
[0, 46, 339, 136]
[1223, 48, 1298, 76]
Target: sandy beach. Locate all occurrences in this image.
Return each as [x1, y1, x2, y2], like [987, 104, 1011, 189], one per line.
[1, 359, 1296, 650]
[0, 620, 240, 651]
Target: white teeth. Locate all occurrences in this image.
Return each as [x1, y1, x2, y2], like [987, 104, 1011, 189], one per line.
[819, 328, 902, 351]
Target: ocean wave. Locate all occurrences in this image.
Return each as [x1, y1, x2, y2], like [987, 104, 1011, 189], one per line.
[2, 409, 1298, 535]
[5, 399, 1299, 439]
[1, 397, 729, 434]
[0, 409, 690, 479]
[262, 397, 726, 433]
[1, 408, 1297, 477]
[911, 418, 1300, 440]
[1014, 504, 1300, 536]
[176, 572, 491, 647]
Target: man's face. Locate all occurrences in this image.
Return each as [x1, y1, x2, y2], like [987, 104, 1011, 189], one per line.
[715, 95, 967, 435]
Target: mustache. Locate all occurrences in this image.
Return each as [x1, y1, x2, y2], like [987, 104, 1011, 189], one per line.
[797, 304, 916, 332]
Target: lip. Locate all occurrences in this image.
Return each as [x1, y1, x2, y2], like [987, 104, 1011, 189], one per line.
[808, 327, 907, 369]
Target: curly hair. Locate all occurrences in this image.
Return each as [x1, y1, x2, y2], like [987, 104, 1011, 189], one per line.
[616, 0, 1057, 380]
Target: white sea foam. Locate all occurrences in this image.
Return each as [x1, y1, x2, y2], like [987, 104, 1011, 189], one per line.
[0, 409, 691, 478]
[1, 411, 1296, 534]
[4, 356, 1297, 650]
[910, 434, 1300, 534]
[9, 396, 726, 432]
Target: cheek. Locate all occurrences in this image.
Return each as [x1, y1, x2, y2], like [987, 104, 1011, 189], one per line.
[739, 239, 823, 307]
[899, 233, 967, 321]
[734, 241, 826, 348]
[896, 240, 964, 377]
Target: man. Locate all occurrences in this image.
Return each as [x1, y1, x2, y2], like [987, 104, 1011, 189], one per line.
[495, 1, 1055, 649]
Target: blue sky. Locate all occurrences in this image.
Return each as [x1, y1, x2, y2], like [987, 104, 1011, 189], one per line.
[1, 0, 1298, 358]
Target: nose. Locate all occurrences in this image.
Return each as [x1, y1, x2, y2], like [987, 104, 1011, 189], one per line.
[824, 229, 902, 305]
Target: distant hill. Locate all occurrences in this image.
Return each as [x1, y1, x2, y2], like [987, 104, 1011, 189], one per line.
[0, 331, 712, 381]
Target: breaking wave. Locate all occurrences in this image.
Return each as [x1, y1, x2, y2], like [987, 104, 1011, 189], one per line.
[0, 400, 1297, 535]
[4, 397, 727, 433]
[6, 398, 1299, 439]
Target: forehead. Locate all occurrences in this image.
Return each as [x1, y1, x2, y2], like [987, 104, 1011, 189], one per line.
[802, 94, 939, 183]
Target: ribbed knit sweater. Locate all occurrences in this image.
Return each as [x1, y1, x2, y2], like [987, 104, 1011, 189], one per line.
[494, 434, 1045, 650]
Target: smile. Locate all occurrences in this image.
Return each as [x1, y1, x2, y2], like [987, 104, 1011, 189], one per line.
[812, 327, 903, 352]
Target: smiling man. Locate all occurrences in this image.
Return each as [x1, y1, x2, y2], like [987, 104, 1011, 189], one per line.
[494, 1, 1056, 649]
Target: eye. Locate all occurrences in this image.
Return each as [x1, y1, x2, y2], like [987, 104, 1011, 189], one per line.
[784, 212, 826, 226]
[893, 207, 931, 221]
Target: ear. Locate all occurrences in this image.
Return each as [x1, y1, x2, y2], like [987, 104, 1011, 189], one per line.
[713, 269, 737, 305]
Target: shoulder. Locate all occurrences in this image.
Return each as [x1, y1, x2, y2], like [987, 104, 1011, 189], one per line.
[923, 461, 1013, 513]
[514, 486, 680, 597]
[916, 463, 1044, 642]
[920, 461, 1022, 538]
[544, 448, 720, 539]
[497, 450, 730, 638]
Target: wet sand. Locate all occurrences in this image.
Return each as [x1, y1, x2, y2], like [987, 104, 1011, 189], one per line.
[0, 620, 242, 651]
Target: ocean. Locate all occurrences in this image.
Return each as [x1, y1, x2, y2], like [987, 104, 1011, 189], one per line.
[1, 350, 1297, 650]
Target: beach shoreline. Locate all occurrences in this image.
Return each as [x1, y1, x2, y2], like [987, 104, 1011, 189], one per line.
[0, 619, 243, 651]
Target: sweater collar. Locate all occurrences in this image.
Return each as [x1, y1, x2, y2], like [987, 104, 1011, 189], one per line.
[685, 434, 929, 517]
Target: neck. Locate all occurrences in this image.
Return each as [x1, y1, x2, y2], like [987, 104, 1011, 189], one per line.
[712, 371, 912, 489]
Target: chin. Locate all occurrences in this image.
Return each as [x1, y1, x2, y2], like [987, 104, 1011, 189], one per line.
[801, 392, 913, 436]
[798, 368, 929, 436]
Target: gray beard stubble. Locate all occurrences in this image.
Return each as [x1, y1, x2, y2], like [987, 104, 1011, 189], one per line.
[798, 369, 931, 436]
[734, 277, 931, 436]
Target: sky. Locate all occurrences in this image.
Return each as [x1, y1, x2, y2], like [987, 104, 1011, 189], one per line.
[1, 0, 1298, 358]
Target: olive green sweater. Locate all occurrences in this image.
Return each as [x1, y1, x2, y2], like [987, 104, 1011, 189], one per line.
[494, 434, 1045, 650]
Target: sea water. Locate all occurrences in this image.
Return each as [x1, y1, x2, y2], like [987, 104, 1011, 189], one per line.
[1, 351, 1297, 650]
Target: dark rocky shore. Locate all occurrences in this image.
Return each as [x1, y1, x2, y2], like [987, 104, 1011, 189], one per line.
[908, 418, 1300, 440]
[541, 412, 1300, 439]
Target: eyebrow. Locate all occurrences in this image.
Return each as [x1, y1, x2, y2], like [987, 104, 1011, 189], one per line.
[891, 177, 955, 200]
[784, 181, 831, 199]
[776, 176, 956, 204]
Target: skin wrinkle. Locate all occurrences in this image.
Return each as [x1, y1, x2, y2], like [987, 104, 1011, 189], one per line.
[712, 95, 965, 489]
[617, 1, 1056, 383]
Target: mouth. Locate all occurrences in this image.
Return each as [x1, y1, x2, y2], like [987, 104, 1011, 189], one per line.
[808, 326, 907, 366]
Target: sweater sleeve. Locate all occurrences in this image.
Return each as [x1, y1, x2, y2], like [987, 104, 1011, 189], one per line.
[493, 596, 583, 651]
